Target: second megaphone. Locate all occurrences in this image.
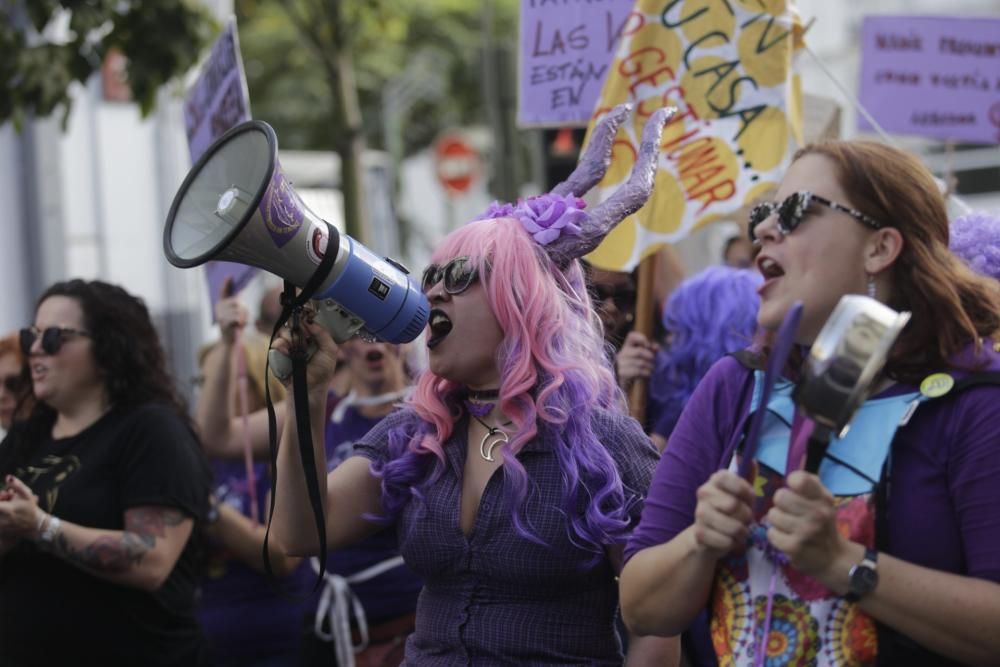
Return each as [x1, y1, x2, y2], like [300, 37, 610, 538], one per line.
[163, 120, 428, 345]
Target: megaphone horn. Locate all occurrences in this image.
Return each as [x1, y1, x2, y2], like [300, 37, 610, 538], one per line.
[164, 120, 428, 344]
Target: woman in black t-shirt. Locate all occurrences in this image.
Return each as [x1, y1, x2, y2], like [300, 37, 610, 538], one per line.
[0, 279, 212, 666]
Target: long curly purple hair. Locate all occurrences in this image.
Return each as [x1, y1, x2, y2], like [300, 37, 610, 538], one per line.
[650, 266, 762, 436]
[950, 211, 1000, 281]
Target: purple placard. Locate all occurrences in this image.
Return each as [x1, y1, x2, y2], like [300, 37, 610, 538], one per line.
[859, 15, 1000, 144]
[183, 17, 252, 162]
[518, 0, 634, 128]
[183, 17, 258, 309]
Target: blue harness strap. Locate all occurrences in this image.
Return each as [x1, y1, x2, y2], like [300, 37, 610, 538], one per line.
[746, 369, 920, 495]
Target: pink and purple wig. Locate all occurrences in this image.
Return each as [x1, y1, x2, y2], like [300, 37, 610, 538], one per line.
[373, 217, 634, 559]
[650, 266, 762, 437]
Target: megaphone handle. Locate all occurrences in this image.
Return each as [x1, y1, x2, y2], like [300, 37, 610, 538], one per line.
[804, 426, 832, 474]
[786, 413, 833, 475]
[268, 341, 317, 382]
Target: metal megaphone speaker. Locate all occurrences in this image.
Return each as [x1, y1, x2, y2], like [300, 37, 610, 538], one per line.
[793, 295, 910, 472]
[163, 120, 429, 349]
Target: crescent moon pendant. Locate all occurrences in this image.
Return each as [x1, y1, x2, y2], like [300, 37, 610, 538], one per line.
[480, 428, 509, 462]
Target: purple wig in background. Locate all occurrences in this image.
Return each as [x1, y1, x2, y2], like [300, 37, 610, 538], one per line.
[650, 266, 762, 438]
[950, 211, 1000, 281]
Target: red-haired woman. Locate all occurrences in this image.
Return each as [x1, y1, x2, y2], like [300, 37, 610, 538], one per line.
[621, 141, 1000, 666]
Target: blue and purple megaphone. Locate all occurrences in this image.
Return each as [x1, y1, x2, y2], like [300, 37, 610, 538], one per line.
[163, 120, 428, 348]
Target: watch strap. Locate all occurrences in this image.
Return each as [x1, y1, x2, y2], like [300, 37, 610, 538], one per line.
[845, 548, 879, 602]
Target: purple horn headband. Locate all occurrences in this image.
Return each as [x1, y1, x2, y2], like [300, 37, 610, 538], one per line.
[476, 104, 676, 268]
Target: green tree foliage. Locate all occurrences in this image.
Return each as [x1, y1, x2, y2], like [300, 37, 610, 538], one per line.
[237, 0, 517, 155]
[0, 0, 216, 129]
[235, 0, 516, 241]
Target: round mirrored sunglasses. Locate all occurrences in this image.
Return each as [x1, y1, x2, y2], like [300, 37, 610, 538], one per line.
[421, 256, 480, 295]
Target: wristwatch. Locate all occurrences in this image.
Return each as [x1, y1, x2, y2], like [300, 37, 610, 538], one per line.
[845, 548, 879, 602]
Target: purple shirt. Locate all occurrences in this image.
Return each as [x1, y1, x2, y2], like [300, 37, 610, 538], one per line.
[626, 354, 1000, 583]
[355, 406, 659, 666]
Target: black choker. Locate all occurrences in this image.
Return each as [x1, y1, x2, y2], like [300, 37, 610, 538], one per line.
[465, 387, 500, 402]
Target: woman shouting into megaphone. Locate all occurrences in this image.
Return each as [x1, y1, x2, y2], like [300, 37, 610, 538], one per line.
[269, 106, 681, 666]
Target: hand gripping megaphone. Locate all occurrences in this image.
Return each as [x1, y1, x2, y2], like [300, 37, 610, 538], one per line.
[163, 120, 429, 354]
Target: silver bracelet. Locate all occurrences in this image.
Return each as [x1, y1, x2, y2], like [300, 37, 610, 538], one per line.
[37, 513, 62, 545]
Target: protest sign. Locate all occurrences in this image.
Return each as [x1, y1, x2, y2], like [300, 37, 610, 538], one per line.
[183, 17, 257, 304]
[518, 0, 634, 127]
[859, 15, 1000, 144]
[586, 0, 804, 271]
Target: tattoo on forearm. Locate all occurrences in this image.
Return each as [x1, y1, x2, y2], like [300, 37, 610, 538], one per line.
[49, 531, 149, 573]
[44, 507, 186, 575]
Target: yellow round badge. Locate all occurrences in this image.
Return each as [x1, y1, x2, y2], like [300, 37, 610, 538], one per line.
[920, 373, 955, 398]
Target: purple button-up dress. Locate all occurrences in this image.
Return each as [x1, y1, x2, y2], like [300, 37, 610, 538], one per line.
[355, 407, 658, 666]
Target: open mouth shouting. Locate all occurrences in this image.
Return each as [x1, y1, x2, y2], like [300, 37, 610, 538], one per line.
[426, 309, 453, 350]
[364, 349, 385, 368]
[756, 255, 785, 295]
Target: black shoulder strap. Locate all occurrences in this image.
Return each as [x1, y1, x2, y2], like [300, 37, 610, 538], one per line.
[949, 370, 1000, 395]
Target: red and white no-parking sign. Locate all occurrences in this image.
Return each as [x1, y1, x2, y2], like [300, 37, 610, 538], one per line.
[434, 134, 480, 197]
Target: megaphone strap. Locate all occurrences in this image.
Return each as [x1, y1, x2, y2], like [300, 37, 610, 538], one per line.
[262, 220, 340, 593]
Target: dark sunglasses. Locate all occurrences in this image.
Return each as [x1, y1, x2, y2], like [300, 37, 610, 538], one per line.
[19, 326, 91, 356]
[1, 374, 25, 394]
[748, 191, 885, 243]
[421, 256, 480, 295]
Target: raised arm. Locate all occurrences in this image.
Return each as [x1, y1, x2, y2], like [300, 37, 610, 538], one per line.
[268, 316, 383, 557]
[196, 293, 285, 460]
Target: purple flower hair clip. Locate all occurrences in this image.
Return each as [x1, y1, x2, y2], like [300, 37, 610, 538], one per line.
[474, 193, 588, 245]
[473, 103, 677, 268]
[513, 193, 586, 246]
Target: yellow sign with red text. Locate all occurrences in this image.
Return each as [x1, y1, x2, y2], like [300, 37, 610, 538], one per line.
[586, 0, 804, 271]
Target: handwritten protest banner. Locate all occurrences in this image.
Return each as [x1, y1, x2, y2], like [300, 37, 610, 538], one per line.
[859, 15, 1000, 145]
[518, 0, 634, 127]
[586, 0, 804, 271]
[183, 17, 257, 303]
